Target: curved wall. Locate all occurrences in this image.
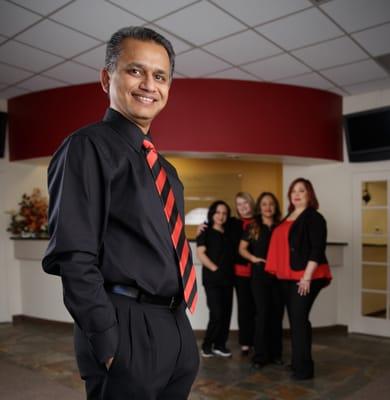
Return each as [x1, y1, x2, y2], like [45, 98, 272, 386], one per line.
[8, 79, 343, 161]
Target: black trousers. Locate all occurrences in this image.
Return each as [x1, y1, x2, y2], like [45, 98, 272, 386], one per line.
[202, 284, 233, 349]
[235, 277, 255, 346]
[251, 277, 284, 364]
[74, 293, 199, 400]
[282, 279, 328, 379]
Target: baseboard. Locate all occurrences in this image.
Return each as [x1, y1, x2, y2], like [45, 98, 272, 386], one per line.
[12, 315, 348, 339]
[12, 315, 73, 332]
[193, 325, 348, 339]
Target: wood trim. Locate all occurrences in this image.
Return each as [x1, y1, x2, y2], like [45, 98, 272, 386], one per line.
[12, 315, 73, 332]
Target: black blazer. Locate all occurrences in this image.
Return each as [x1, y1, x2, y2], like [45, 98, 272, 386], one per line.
[287, 207, 328, 271]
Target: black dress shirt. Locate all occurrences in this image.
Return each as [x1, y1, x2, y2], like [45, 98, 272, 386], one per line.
[42, 108, 183, 363]
[241, 223, 274, 280]
[226, 217, 252, 265]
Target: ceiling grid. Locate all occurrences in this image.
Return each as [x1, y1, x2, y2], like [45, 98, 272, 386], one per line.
[0, 0, 389, 99]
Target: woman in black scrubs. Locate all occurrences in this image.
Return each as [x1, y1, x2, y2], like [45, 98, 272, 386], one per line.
[196, 200, 235, 358]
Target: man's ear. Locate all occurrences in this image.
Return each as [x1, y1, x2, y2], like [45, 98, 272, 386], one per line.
[100, 68, 110, 94]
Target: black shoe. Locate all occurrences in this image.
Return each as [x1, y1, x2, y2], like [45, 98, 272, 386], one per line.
[213, 346, 232, 357]
[241, 347, 250, 356]
[290, 372, 313, 381]
[252, 361, 267, 370]
[272, 358, 284, 366]
[201, 348, 214, 358]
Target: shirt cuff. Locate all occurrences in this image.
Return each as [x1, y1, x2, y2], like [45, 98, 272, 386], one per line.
[88, 323, 119, 364]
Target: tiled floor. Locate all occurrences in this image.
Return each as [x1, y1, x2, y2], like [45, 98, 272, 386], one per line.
[1, 321, 390, 399]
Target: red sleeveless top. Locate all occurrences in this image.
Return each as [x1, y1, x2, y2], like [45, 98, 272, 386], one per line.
[265, 220, 332, 281]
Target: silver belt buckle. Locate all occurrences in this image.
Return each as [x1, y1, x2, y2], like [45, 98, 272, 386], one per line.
[169, 296, 176, 309]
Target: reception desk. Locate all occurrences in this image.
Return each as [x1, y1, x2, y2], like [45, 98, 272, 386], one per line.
[13, 239, 346, 329]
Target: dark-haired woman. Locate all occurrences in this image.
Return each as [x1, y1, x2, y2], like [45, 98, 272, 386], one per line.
[196, 201, 235, 358]
[239, 192, 284, 369]
[266, 178, 332, 380]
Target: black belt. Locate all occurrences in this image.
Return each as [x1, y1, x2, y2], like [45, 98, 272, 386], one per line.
[110, 284, 182, 310]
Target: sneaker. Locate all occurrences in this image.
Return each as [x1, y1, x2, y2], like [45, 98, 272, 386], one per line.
[241, 346, 250, 356]
[201, 348, 214, 358]
[212, 346, 232, 357]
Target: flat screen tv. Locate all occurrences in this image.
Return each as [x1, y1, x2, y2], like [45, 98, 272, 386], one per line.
[344, 106, 390, 162]
[0, 112, 7, 158]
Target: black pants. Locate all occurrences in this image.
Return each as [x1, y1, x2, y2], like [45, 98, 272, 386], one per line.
[74, 293, 199, 400]
[251, 276, 284, 364]
[235, 277, 255, 346]
[203, 284, 233, 350]
[282, 279, 328, 379]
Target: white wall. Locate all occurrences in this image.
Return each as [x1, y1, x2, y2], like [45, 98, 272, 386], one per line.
[0, 98, 53, 322]
[283, 87, 390, 330]
[0, 160, 50, 322]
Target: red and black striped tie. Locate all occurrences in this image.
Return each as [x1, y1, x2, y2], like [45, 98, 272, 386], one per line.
[143, 139, 197, 313]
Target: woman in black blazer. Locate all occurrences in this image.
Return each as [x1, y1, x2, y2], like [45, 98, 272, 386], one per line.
[266, 178, 332, 380]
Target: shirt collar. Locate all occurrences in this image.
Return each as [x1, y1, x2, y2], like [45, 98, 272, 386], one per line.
[103, 108, 154, 153]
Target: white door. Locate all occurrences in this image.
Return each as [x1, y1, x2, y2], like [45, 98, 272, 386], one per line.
[352, 172, 390, 337]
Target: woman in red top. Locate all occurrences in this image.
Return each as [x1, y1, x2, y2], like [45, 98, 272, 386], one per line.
[266, 178, 332, 380]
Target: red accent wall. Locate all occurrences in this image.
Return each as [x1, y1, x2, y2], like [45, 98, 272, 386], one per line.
[8, 79, 343, 161]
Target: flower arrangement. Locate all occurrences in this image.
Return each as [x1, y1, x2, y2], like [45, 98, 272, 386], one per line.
[6, 188, 49, 238]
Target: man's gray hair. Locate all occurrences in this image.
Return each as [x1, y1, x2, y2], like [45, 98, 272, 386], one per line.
[105, 26, 175, 78]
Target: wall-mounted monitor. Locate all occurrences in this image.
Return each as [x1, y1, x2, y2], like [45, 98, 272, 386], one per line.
[0, 112, 7, 158]
[344, 106, 390, 162]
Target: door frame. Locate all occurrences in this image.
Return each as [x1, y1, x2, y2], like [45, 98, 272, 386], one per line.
[351, 171, 390, 337]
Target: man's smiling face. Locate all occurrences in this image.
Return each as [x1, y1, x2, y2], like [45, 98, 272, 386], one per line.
[101, 38, 171, 133]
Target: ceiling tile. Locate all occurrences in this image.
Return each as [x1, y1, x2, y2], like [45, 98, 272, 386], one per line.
[256, 8, 343, 50]
[11, 0, 72, 15]
[16, 19, 101, 58]
[292, 36, 368, 69]
[206, 67, 259, 81]
[175, 49, 231, 77]
[203, 30, 281, 65]
[0, 2, 41, 36]
[73, 45, 106, 70]
[0, 40, 63, 72]
[276, 72, 333, 89]
[321, 0, 390, 33]
[242, 53, 310, 80]
[143, 24, 192, 54]
[50, 0, 143, 41]
[0, 63, 33, 84]
[18, 75, 67, 91]
[107, 0, 196, 21]
[212, 0, 311, 27]
[344, 77, 390, 94]
[326, 87, 347, 96]
[155, 2, 246, 45]
[0, 86, 30, 99]
[352, 23, 390, 57]
[321, 59, 388, 86]
[44, 61, 99, 84]
[173, 72, 186, 78]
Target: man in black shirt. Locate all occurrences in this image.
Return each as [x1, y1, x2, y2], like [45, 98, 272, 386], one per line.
[42, 27, 199, 400]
